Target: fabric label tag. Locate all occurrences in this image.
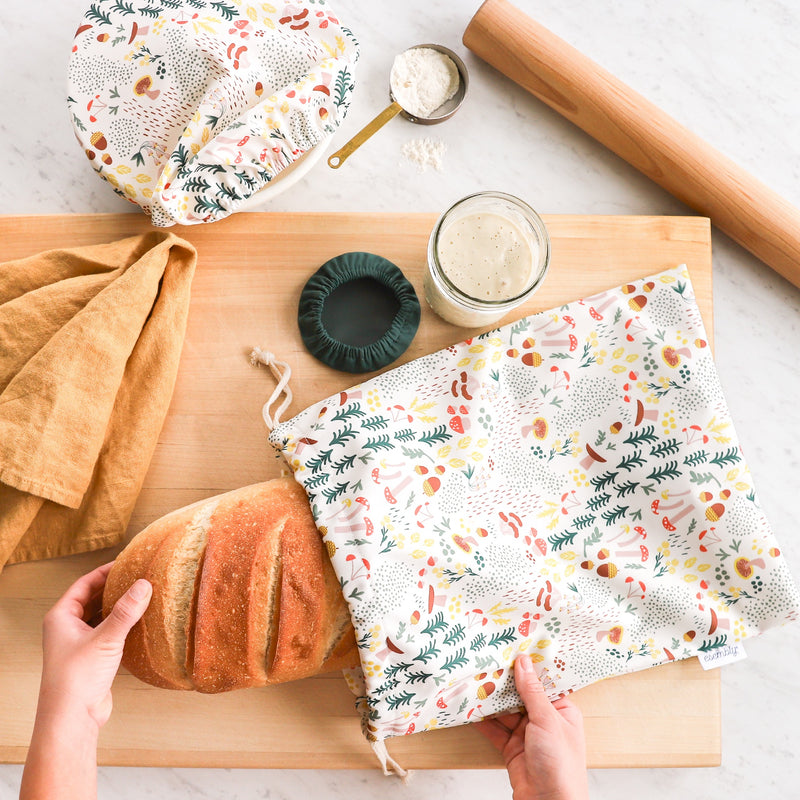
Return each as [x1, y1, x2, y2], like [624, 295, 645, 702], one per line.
[698, 642, 747, 670]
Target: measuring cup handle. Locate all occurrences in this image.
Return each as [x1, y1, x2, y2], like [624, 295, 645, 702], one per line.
[327, 101, 404, 168]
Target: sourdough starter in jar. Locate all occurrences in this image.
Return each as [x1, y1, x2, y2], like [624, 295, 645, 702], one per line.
[424, 192, 550, 327]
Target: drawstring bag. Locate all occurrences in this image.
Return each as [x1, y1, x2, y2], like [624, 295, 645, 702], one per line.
[256, 264, 799, 772]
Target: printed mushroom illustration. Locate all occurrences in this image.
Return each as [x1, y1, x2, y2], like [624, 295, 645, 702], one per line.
[133, 75, 161, 100]
[661, 345, 692, 367]
[595, 624, 624, 644]
[579, 442, 607, 470]
[522, 416, 548, 439]
[734, 557, 765, 579]
[635, 398, 659, 425]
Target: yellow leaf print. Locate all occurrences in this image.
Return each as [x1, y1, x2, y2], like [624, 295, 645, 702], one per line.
[537, 639, 551, 649]
[488, 603, 514, 625]
[473, 358, 486, 371]
[530, 653, 544, 663]
[247, 5, 257, 20]
[438, 445, 451, 459]
[625, 354, 639, 362]
[612, 347, 625, 359]
[280, 101, 289, 113]
[411, 549, 427, 560]
[457, 357, 471, 367]
[262, 15, 275, 28]
[115, 164, 131, 175]
[106, 174, 120, 188]
[135, 173, 151, 183]
[458, 436, 472, 450]
[321, 40, 335, 58]
[448, 458, 466, 469]
[123, 183, 137, 197]
[142, 188, 153, 198]
[190, 143, 201, 155]
[468, 345, 485, 353]
[202, 126, 210, 144]
[335, 35, 346, 55]
[261, 2, 276, 11]
[611, 364, 626, 373]
[734, 481, 750, 492]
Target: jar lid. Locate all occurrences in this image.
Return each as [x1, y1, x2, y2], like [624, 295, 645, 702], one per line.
[298, 252, 420, 373]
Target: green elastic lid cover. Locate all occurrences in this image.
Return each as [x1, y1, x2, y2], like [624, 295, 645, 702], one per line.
[298, 252, 421, 373]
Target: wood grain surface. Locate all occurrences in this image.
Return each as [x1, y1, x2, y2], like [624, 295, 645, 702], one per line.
[464, 0, 800, 291]
[0, 212, 719, 768]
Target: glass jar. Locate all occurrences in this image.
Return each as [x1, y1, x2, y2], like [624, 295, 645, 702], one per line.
[424, 191, 551, 327]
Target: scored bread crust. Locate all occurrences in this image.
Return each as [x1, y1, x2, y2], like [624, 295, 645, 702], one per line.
[103, 478, 360, 692]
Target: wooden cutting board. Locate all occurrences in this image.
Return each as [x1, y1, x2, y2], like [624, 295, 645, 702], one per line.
[0, 212, 719, 769]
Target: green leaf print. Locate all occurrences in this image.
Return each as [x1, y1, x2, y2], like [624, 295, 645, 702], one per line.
[111, 1, 135, 15]
[307, 448, 333, 474]
[86, 4, 112, 25]
[488, 627, 517, 648]
[419, 425, 452, 445]
[590, 471, 618, 491]
[572, 513, 596, 530]
[406, 670, 432, 684]
[422, 612, 447, 637]
[332, 405, 366, 421]
[689, 470, 722, 487]
[210, 0, 238, 21]
[601, 505, 628, 524]
[614, 481, 639, 498]
[616, 450, 646, 472]
[364, 435, 394, 451]
[683, 450, 708, 467]
[333, 454, 357, 474]
[138, 6, 164, 19]
[698, 635, 728, 652]
[334, 68, 354, 109]
[548, 527, 579, 552]
[414, 641, 441, 664]
[441, 648, 469, 673]
[321, 482, 349, 503]
[394, 428, 416, 442]
[469, 633, 487, 651]
[384, 661, 413, 679]
[710, 447, 741, 468]
[443, 624, 466, 646]
[183, 176, 210, 194]
[362, 415, 389, 431]
[386, 691, 415, 711]
[330, 424, 357, 447]
[647, 461, 681, 484]
[650, 438, 681, 458]
[586, 493, 611, 512]
[623, 425, 658, 447]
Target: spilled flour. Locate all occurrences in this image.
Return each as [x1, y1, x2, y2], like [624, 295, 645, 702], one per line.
[401, 138, 447, 173]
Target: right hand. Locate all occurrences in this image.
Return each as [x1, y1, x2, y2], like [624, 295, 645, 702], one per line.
[477, 653, 589, 800]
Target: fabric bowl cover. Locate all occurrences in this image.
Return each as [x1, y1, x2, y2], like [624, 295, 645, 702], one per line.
[269, 264, 799, 744]
[68, 0, 359, 226]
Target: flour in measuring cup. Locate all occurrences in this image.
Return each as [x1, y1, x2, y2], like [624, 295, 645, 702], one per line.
[390, 47, 460, 119]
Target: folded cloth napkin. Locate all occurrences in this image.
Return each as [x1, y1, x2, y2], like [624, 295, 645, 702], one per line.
[68, 0, 359, 226]
[268, 264, 799, 759]
[0, 232, 196, 571]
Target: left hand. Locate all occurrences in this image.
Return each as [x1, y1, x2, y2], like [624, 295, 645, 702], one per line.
[38, 562, 152, 729]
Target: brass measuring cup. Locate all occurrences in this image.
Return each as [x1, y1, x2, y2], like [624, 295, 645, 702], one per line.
[327, 44, 469, 169]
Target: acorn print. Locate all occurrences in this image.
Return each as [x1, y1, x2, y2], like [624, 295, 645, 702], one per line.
[610, 421, 622, 434]
[580, 560, 594, 571]
[90, 131, 107, 150]
[477, 682, 496, 700]
[628, 295, 648, 312]
[255, 81, 264, 97]
[101, 153, 113, 165]
[325, 540, 336, 559]
[596, 562, 618, 579]
[683, 630, 696, 642]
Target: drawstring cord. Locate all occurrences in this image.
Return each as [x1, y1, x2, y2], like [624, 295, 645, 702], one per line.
[249, 347, 292, 431]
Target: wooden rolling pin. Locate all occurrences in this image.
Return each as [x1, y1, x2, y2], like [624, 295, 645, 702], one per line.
[464, 0, 800, 290]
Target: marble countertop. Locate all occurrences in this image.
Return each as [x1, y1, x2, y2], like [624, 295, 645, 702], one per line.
[2, 0, 799, 797]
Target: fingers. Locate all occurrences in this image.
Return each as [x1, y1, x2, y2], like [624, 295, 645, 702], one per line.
[513, 654, 554, 718]
[96, 579, 152, 645]
[475, 718, 514, 752]
[53, 562, 115, 620]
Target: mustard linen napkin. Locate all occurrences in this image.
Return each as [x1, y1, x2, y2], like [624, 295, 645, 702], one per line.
[0, 232, 196, 571]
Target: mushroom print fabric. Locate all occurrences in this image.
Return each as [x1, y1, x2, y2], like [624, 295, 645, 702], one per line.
[68, 0, 359, 226]
[269, 264, 799, 743]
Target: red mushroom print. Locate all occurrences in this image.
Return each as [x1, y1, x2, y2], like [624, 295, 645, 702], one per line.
[542, 333, 579, 351]
[661, 345, 692, 367]
[624, 316, 647, 341]
[596, 625, 624, 644]
[579, 442, 608, 470]
[452, 533, 479, 553]
[583, 290, 616, 320]
[635, 398, 659, 425]
[615, 544, 649, 562]
[698, 527, 721, 553]
[534, 538, 547, 556]
[624, 576, 647, 599]
[682, 424, 709, 445]
[734, 557, 765, 579]
[427, 585, 447, 613]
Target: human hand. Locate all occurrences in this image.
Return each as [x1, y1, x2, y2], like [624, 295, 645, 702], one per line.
[38, 562, 152, 730]
[477, 653, 589, 800]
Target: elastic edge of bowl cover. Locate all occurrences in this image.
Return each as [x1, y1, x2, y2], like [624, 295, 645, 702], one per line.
[298, 252, 421, 373]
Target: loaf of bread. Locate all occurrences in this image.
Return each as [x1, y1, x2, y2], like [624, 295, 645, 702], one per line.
[102, 478, 359, 692]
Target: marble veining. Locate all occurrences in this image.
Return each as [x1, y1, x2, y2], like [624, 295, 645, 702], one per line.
[1, 0, 799, 797]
